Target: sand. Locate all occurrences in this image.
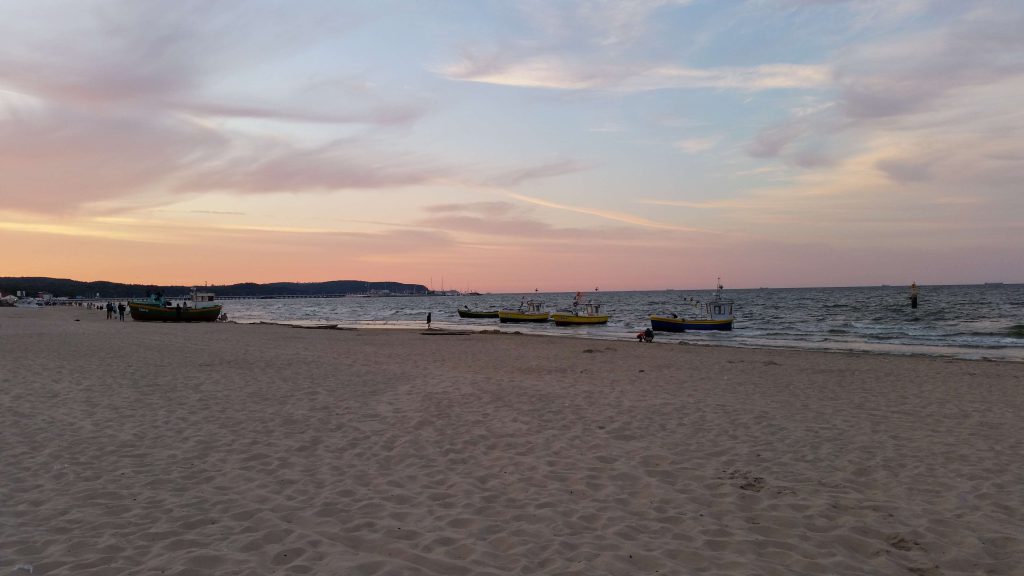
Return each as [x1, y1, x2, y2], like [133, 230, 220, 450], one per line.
[2, 306, 1022, 575]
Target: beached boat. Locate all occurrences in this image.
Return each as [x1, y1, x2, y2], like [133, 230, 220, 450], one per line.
[498, 299, 550, 323]
[129, 288, 222, 322]
[650, 280, 734, 332]
[14, 298, 44, 307]
[457, 306, 499, 319]
[551, 293, 609, 326]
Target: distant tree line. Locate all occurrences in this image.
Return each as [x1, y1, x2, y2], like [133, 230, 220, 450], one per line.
[0, 277, 428, 298]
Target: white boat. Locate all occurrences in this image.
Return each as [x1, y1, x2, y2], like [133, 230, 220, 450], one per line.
[14, 298, 43, 307]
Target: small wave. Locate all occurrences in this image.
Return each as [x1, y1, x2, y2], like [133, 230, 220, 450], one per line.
[864, 333, 913, 341]
[1008, 324, 1024, 339]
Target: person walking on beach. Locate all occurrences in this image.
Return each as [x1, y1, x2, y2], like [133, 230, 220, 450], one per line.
[426, 312, 432, 329]
[117, 302, 126, 321]
[105, 301, 113, 319]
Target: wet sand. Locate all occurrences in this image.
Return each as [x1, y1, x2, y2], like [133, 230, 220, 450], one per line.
[2, 306, 1022, 575]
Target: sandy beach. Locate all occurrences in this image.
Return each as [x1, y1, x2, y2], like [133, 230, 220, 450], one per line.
[2, 306, 1022, 575]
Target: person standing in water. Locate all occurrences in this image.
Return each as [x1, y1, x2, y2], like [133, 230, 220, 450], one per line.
[910, 282, 919, 309]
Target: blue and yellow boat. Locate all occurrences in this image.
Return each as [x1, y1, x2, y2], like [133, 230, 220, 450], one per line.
[650, 280, 734, 332]
[498, 299, 550, 323]
[649, 316, 732, 332]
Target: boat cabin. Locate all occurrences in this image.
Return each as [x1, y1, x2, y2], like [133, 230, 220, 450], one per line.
[706, 299, 733, 321]
[190, 288, 218, 308]
[524, 299, 544, 314]
[704, 279, 734, 321]
[580, 302, 602, 316]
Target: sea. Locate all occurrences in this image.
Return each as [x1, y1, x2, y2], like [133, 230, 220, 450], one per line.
[223, 284, 1024, 361]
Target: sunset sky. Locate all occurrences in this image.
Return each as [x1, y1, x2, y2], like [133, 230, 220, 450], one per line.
[2, 0, 1021, 291]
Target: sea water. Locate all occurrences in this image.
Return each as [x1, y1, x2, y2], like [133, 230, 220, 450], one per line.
[223, 284, 1024, 361]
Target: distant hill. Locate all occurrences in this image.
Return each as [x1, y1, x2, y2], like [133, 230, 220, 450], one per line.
[0, 277, 428, 299]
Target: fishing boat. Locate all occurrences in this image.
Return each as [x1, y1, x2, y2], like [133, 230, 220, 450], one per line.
[457, 306, 499, 319]
[129, 288, 222, 322]
[650, 279, 734, 332]
[551, 292, 609, 326]
[498, 299, 549, 323]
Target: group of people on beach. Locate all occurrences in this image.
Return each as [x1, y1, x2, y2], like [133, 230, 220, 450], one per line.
[104, 301, 127, 321]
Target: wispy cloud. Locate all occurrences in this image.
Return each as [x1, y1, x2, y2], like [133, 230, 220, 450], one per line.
[675, 137, 720, 154]
[183, 137, 447, 195]
[488, 159, 587, 186]
[441, 56, 832, 92]
[743, 0, 1024, 186]
[641, 198, 748, 210]
[423, 202, 519, 217]
[507, 192, 708, 232]
[516, 0, 695, 47]
[0, 1, 440, 214]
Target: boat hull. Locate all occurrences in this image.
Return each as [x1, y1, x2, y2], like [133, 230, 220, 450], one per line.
[129, 302, 222, 322]
[498, 311, 550, 323]
[681, 319, 733, 331]
[551, 314, 609, 326]
[650, 316, 733, 332]
[457, 309, 499, 319]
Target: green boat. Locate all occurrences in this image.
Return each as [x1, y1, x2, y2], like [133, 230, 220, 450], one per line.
[457, 306, 499, 319]
[129, 289, 222, 322]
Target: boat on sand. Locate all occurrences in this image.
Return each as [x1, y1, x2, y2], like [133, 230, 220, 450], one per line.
[129, 288, 222, 322]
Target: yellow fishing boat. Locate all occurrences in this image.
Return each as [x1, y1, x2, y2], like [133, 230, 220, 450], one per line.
[498, 299, 549, 323]
[552, 297, 609, 326]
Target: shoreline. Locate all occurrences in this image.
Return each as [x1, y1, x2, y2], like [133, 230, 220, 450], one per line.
[3, 306, 1023, 575]
[239, 318, 1024, 364]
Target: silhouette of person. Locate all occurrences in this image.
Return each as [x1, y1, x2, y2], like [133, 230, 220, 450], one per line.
[427, 312, 432, 329]
[118, 302, 126, 321]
